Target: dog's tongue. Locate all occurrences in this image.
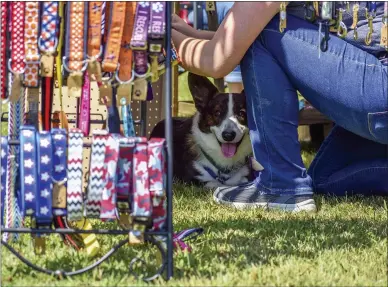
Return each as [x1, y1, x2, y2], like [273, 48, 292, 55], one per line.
[221, 143, 237, 158]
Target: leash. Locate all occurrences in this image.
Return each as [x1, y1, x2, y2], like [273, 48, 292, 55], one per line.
[173, 228, 204, 252]
[116, 2, 136, 137]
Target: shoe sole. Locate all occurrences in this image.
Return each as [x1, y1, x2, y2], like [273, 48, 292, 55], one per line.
[213, 195, 317, 213]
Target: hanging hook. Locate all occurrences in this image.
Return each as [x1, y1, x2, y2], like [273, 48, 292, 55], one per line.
[304, 2, 316, 22]
[320, 21, 330, 52]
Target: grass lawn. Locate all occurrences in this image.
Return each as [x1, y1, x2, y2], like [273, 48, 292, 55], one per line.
[1, 73, 387, 286]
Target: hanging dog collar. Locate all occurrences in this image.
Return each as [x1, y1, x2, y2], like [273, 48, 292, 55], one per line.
[0, 2, 8, 99]
[66, 128, 84, 221]
[25, 2, 41, 130]
[64, 2, 88, 99]
[381, 2, 388, 50]
[148, 138, 166, 231]
[85, 130, 109, 218]
[116, 2, 136, 138]
[1, 137, 8, 225]
[100, 2, 124, 134]
[34, 130, 54, 254]
[36, 131, 53, 227]
[87, 1, 103, 85]
[148, 2, 166, 83]
[102, 2, 125, 73]
[130, 2, 151, 101]
[20, 126, 38, 217]
[9, 1, 26, 104]
[116, 137, 136, 214]
[39, 2, 59, 130]
[128, 137, 152, 244]
[78, 71, 91, 136]
[100, 135, 120, 221]
[5, 2, 27, 242]
[51, 128, 68, 216]
[53, 1, 66, 130]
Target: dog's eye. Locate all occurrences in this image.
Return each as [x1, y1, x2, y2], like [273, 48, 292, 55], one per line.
[238, 109, 246, 118]
[214, 110, 221, 117]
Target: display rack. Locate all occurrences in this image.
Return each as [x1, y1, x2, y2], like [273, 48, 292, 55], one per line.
[0, 2, 174, 282]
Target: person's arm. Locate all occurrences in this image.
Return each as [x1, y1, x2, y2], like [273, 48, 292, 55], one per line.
[172, 14, 215, 40]
[172, 2, 282, 78]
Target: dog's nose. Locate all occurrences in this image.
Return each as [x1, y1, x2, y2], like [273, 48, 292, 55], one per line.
[222, 131, 236, 142]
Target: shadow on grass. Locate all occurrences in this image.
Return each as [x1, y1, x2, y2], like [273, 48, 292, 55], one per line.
[171, 216, 387, 279]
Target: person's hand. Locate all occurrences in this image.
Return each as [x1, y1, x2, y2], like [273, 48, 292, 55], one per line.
[171, 14, 197, 38]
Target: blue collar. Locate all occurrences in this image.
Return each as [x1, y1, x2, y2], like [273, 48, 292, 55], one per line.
[202, 166, 230, 184]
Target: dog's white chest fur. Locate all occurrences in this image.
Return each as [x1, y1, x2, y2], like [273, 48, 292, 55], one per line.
[193, 158, 250, 189]
[190, 94, 253, 189]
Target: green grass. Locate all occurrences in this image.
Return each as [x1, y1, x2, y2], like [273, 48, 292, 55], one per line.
[1, 74, 387, 286]
[2, 148, 387, 286]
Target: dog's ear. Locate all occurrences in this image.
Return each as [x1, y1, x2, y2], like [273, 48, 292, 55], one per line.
[188, 72, 218, 113]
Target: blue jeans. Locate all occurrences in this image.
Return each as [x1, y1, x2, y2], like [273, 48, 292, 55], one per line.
[240, 14, 388, 196]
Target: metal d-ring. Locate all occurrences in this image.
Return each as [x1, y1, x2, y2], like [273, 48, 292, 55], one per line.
[133, 63, 151, 79]
[114, 68, 135, 85]
[7, 59, 26, 74]
[38, 36, 59, 54]
[86, 46, 103, 60]
[62, 56, 88, 73]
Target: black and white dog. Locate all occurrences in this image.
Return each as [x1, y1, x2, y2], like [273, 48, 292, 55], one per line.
[151, 73, 259, 188]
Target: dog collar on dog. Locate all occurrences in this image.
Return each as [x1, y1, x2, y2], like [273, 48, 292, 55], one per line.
[199, 146, 248, 174]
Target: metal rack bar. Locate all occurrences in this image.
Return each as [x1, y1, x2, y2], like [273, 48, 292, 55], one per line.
[1, 228, 169, 236]
[0, 2, 175, 282]
[165, 1, 174, 280]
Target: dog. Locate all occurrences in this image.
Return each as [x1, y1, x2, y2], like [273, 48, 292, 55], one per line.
[150, 73, 255, 189]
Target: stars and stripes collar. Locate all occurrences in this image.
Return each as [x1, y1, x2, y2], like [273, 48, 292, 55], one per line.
[19, 126, 38, 217]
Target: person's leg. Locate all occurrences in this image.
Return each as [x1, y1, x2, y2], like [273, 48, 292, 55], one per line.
[257, 14, 388, 144]
[214, 30, 316, 212]
[214, 14, 387, 211]
[308, 125, 388, 196]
